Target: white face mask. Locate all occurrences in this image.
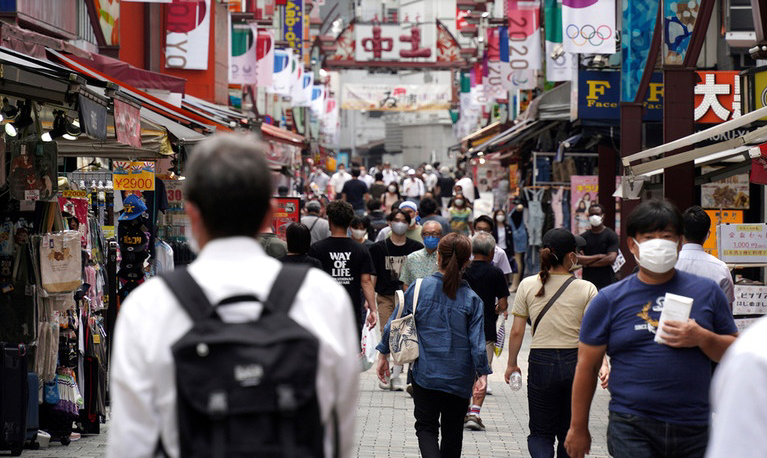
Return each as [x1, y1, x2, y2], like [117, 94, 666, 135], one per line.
[589, 215, 603, 227]
[187, 222, 200, 255]
[634, 238, 679, 274]
[351, 229, 367, 240]
[568, 253, 581, 272]
[391, 221, 409, 235]
[454, 199, 464, 207]
[388, 185, 397, 193]
[496, 214, 506, 223]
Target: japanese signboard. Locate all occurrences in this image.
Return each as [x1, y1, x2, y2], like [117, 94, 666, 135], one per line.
[112, 161, 156, 191]
[694, 71, 741, 124]
[456, 7, 471, 30]
[273, 197, 300, 241]
[341, 84, 451, 111]
[703, 209, 743, 257]
[735, 318, 758, 332]
[165, 0, 211, 70]
[733, 285, 767, 315]
[700, 166, 750, 209]
[576, 70, 663, 123]
[718, 223, 767, 263]
[355, 23, 437, 63]
[283, 0, 302, 58]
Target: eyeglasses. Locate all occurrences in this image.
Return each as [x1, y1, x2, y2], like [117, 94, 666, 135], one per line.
[422, 232, 441, 237]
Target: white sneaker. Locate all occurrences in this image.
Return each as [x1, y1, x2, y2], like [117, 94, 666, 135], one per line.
[486, 383, 493, 395]
[390, 376, 405, 391]
[378, 380, 391, 390]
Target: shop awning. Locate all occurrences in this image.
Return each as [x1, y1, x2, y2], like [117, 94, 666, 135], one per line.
[69, 54, 187, 93]
[53, 115, 172, 159]
[536, 82, 571, 121]
[260, 123, 307, 148]
[140, 107, 206, 144]
[461, 121, 502, 150]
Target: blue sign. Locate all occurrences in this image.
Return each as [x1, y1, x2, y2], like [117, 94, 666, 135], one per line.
[283, 0, 303, 58]
[578, 70, 664, 123]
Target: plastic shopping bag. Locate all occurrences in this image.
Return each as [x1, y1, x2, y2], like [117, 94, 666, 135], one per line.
[359, 310, 381, 372]
[494, 317, 506, 357]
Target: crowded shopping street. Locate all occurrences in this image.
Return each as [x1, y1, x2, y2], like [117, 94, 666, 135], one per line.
[2, 1, 767, 458]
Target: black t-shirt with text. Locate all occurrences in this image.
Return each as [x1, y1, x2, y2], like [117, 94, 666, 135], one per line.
[341, 178, 368, 211]
[308, 237, 375, 316]
[463, 261, 510, 342]
[580, 227, 620, 290]
[369, 238, 423, 295]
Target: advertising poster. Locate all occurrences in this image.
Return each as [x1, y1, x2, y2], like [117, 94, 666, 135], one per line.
[703, 209, 743, 257]
[274, 197, 300, 241]
[562, 0, 616, 55]
[165, 0, 211, 70]
[700, 167, 750, 209]
[570, 175, 620, 236]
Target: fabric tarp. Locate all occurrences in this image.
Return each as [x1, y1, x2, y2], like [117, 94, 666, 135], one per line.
[70, 54, 187, 93]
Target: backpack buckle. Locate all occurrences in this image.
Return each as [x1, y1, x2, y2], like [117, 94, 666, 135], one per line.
[208, 391, 229, 418]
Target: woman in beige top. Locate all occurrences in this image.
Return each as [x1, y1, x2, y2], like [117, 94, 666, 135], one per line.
[504, 228, 602, 458]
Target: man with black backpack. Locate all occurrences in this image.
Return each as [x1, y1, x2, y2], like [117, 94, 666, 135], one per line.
[108, 134, 360, 458]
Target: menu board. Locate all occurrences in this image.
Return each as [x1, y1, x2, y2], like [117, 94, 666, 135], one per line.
[732, 285, 767, 315]
[703, 210, 743, 257]
[718, 224, 767, 263]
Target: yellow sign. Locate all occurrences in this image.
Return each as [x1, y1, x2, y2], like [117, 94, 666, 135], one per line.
[704, 210, 743, 257]
[112, 161, 155, 191]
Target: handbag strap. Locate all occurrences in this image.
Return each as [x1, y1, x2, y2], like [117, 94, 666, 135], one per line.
[392, 278, 423, 322]
[411, 279, 422, 326]
[532, 276, 575, 336]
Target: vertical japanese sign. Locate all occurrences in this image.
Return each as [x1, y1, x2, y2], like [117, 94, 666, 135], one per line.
[283, 0, 303, 59]
[562, 0, 616, 55]
[165, 0, 211, 70]
[694, 71, 741, 124]
[113, 99, 142, 149]
[506, 0, 541, 90]
[273, 197, 300, 241]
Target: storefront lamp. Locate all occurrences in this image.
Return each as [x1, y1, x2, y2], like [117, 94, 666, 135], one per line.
[5, 123, 16, 137]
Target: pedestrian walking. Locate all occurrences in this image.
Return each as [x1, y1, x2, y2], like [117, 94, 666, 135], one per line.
[279, 222, 323, 269]
[301, 200, 331, 245]
[376, 233, 491, 458]
[449, 194, 472, 236]
[400, 221, 443, 290]
[382, 182, 401, 216]
[505, 228, 597, 457]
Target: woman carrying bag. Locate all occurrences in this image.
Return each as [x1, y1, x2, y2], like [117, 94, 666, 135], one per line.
[504, 228, 600, 458]
[376, 233, 491, 458]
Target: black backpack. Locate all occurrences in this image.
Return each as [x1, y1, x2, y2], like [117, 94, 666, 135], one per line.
[162, 264, 327, 458]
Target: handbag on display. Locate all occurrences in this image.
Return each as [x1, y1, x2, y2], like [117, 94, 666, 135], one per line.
[39, 231, 82, 293]
[389, 278, 422, 365]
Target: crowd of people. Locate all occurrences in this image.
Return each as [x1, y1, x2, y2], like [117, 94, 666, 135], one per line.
[107, 134, 758, 458]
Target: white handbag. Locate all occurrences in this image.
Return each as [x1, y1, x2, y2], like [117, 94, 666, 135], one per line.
[389, 278, 422, 365]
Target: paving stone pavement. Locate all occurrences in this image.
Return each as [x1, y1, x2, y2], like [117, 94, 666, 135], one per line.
[18, 328, 611, 458]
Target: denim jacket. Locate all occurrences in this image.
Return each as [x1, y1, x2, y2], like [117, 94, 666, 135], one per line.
[377, 272, 492, 399]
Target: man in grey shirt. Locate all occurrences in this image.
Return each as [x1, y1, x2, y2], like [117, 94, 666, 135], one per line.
[302, 200, 331, 245]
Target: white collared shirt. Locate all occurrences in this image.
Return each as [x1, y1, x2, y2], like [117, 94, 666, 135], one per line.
[107, 237, 359, 458]
[675, 243, 735, 304]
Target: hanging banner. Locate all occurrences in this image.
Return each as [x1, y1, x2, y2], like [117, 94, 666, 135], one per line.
[663, 0, 700, 65]
[507, 0, 541, 90]
[292, 72, 312, 107]
[255, 28, 274, 87]
[622, 0, 659, 101]
[113, 100, 141, 149]
[165, 0, 211, 70]
[320, 97, 340, 146]
[341, 84, 451, 111]
[457, 7, 471, 30]
[269, 49, 292, 95]
[310, 85, 325, 116]
[283, 0, 303, 59]
[562, 0, 616, 55]
[113, 161, 156, 191]
[229, 20, 257, 85]
[78, 94, 108, 141]
[544, 0, 575, 82]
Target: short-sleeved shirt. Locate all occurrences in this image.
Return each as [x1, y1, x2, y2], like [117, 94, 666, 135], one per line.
[308, 237, 375, 316]
[341, 178, 368, 211]
[400, 248, 438, 288]
[512, 274, 597, 349]
[463, 261, 510, 342]
[369, 238, 423, 295]
[449, 207, 473, 236]
[436, 176, 455, 198]
[579, 270, 738, 426]
[301, 215, 331, 245]
[579, 227, 620, 290]
[279, 253, 323, 269]
[257, 233, 288, 259]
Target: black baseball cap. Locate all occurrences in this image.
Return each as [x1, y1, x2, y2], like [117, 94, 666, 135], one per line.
[542, 228, 586, 255]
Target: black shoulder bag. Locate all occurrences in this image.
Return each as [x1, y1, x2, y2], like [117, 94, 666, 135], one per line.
[532, 276, 576, 336]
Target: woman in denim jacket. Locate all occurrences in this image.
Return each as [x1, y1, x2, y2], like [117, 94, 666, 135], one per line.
[376, 233, 492, 458]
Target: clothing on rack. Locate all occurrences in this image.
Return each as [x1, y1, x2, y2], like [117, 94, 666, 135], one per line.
[551, 187, 565, 228]
[524, 188, 545, 246]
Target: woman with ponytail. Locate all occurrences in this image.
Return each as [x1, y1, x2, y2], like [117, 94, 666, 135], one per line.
[503, 228, 600, 458]
[376, 233, 491, 458]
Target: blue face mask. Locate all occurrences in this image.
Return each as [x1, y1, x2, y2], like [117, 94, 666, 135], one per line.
[423, 236, 440, 250]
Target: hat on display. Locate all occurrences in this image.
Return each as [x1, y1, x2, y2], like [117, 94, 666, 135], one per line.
[399, 201, 418, 212]
[119, 195, 147, 221]
[542, 228, 586, 256]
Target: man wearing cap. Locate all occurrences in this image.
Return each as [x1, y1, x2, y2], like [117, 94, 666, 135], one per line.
[401, 170, 425, 207]
[375, 201, 423, 244]
[301, 200, 331, 245]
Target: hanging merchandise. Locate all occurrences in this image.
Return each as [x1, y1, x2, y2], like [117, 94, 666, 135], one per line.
[506, 0, 541, 90]
[562, 0, 616, 55]
[544, 0, 576, 82]
[8, 140, 58, 202]
[39, 231, 82, 294]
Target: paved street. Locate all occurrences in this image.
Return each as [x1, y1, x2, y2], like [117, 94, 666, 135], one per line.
[19, 333, 610, 458]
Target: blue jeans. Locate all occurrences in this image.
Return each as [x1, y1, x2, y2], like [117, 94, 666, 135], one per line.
[526, 245, 540, 277]
[527, 349, 578, 458]
[607, 411, 708, 458]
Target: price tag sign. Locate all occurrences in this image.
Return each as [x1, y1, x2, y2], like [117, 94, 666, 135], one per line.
[718, 223, 767, 263]
[733, 285, 767, 315]
[113, 161, 155, 191]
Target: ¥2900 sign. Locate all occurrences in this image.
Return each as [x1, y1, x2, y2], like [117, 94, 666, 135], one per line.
[113, 161, 156, 191]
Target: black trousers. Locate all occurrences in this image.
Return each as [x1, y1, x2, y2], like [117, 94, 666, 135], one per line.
[412, 381, 470, 458]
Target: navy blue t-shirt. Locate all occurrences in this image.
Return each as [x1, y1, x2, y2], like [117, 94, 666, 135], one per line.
[580, 270, 737, 426]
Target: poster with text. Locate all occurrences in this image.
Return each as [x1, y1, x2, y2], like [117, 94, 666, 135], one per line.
[570, 175, 621, 236]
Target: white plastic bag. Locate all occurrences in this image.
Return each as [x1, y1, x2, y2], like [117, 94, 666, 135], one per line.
[359, 310, 381, 372]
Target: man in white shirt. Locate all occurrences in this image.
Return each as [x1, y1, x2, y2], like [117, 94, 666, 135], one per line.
[108, 135, 359, 458]
[359, 166, 375, 189]
[381, 161, 398, 186]
[307, 165, 330, 196]
[329, 163, 351, 198]
[402, 170, 425, 206]
[423, 164, 438, 193]
[675, 206, 735, 305]
[455, 170, 475, 204]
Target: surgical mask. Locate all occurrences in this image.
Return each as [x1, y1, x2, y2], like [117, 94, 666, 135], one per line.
[388, 185, 397, 193]
[634, 238, 679, 274]
[423, 236, 440, 250]
[496, 214, 506, 223]
[589, 215, 603, 227]
[410, 216, 418, 228]
[351, 229, 367, 240]
[568, 253, 581, 272]
[187, 223, 200, 255]
[454, 199, 464, 207]
[391, 222, 409, 235]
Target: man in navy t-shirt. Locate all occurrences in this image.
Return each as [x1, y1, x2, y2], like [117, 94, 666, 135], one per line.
[565, 200, 737, 458]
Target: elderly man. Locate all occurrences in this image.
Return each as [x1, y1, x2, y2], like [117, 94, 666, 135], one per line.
[301, 200, 331, 245]
[400, 220, 443, 290]
[462, 232, 510, 431]
[473, 215, 514, 282]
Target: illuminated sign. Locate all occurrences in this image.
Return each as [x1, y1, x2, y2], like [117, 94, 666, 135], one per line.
[694, 71, 741, 124]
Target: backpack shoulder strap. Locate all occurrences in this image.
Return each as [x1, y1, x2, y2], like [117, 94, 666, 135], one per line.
[266, 264, 312, 315]
[162, 268, 217, 322]
[532, 276, 576, 336]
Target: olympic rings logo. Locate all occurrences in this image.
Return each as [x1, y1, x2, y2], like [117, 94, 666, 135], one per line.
[566, 24, 613, 47]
